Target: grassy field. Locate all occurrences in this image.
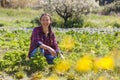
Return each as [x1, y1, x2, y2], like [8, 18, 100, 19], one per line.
[83, 14, 120, 28]
[0, 8, 43, 28]
[0, 8, 120, 28]
[0, 29, 120, 80]
[0, 8, 120, 80]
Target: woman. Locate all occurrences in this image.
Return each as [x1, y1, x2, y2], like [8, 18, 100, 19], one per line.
[28, 13, 59, 64]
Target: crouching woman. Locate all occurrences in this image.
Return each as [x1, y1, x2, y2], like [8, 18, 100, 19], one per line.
[28, 13, 59, 64]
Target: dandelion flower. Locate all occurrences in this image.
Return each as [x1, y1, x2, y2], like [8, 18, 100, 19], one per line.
[75, 55, 93, 72]
[55, 60, 71, 73]
[94, 56, 115, 71]
[46, 75, 58, 80]
[97, 76, 106, 80]
[59, 35, 75, 51]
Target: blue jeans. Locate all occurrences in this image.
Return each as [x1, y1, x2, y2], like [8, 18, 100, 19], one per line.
[30, 48, 56, 64]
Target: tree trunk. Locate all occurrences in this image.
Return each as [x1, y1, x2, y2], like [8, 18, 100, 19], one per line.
[64, 17, 68, 28]
[1, 0, 6, 7]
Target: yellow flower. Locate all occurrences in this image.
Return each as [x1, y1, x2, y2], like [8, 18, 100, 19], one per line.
[75, 55, 93, 72]
[59, 35, 75, 51]
[46, 75, 58, 80]
[55, 60, 71, 73]
[97, 76, 106, 80]
[94, 56, 115, 71]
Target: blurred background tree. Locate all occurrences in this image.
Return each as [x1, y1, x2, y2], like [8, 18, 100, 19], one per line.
[0, 0, 11, 8]
[0, 0, 120, 28]
[0, 0, 40, 8]
[41, 0, 99, 28]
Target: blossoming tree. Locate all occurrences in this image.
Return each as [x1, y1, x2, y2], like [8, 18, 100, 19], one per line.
[40, 0, 99, 28]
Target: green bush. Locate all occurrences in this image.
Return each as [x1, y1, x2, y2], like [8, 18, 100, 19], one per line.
[113, 22, 120, 28]
[15, 71, 25, 79]
[0, 50, 48, 73]
[66, 17, 84, 28]
[102, 1, 120, 15]
[29, 51, 48, 72]
[30, 16, 40, 27]
[52, 15, 64, 28]
[83, 21, 98, 27]
[0, 50, 27, 73]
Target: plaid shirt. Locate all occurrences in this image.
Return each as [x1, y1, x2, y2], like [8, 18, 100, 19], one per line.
[28, 26, 59, 58]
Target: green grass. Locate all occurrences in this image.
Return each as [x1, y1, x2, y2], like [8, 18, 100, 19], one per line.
[0, 8, 43, 28]
[0, 8, 42, 18]
[83, 14, 120, 27]
[0, 8, 120, 28]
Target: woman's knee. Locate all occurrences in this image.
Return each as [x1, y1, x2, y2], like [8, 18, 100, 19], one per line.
[30, 48, 44, 58]
[29, 48, 38, 58]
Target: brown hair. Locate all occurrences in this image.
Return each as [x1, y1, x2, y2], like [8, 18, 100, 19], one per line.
[40, 13, 53, 46]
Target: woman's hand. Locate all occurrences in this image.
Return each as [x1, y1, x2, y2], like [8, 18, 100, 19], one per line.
[47, 47, 57, 56]
[40, 44, 57, 56]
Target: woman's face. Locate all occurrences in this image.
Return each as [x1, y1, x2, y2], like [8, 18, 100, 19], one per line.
[40, 15, 51, 28]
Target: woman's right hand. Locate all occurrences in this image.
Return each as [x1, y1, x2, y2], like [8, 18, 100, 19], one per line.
[40, 44, 57, 56]
[48, 47, 57, 56]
